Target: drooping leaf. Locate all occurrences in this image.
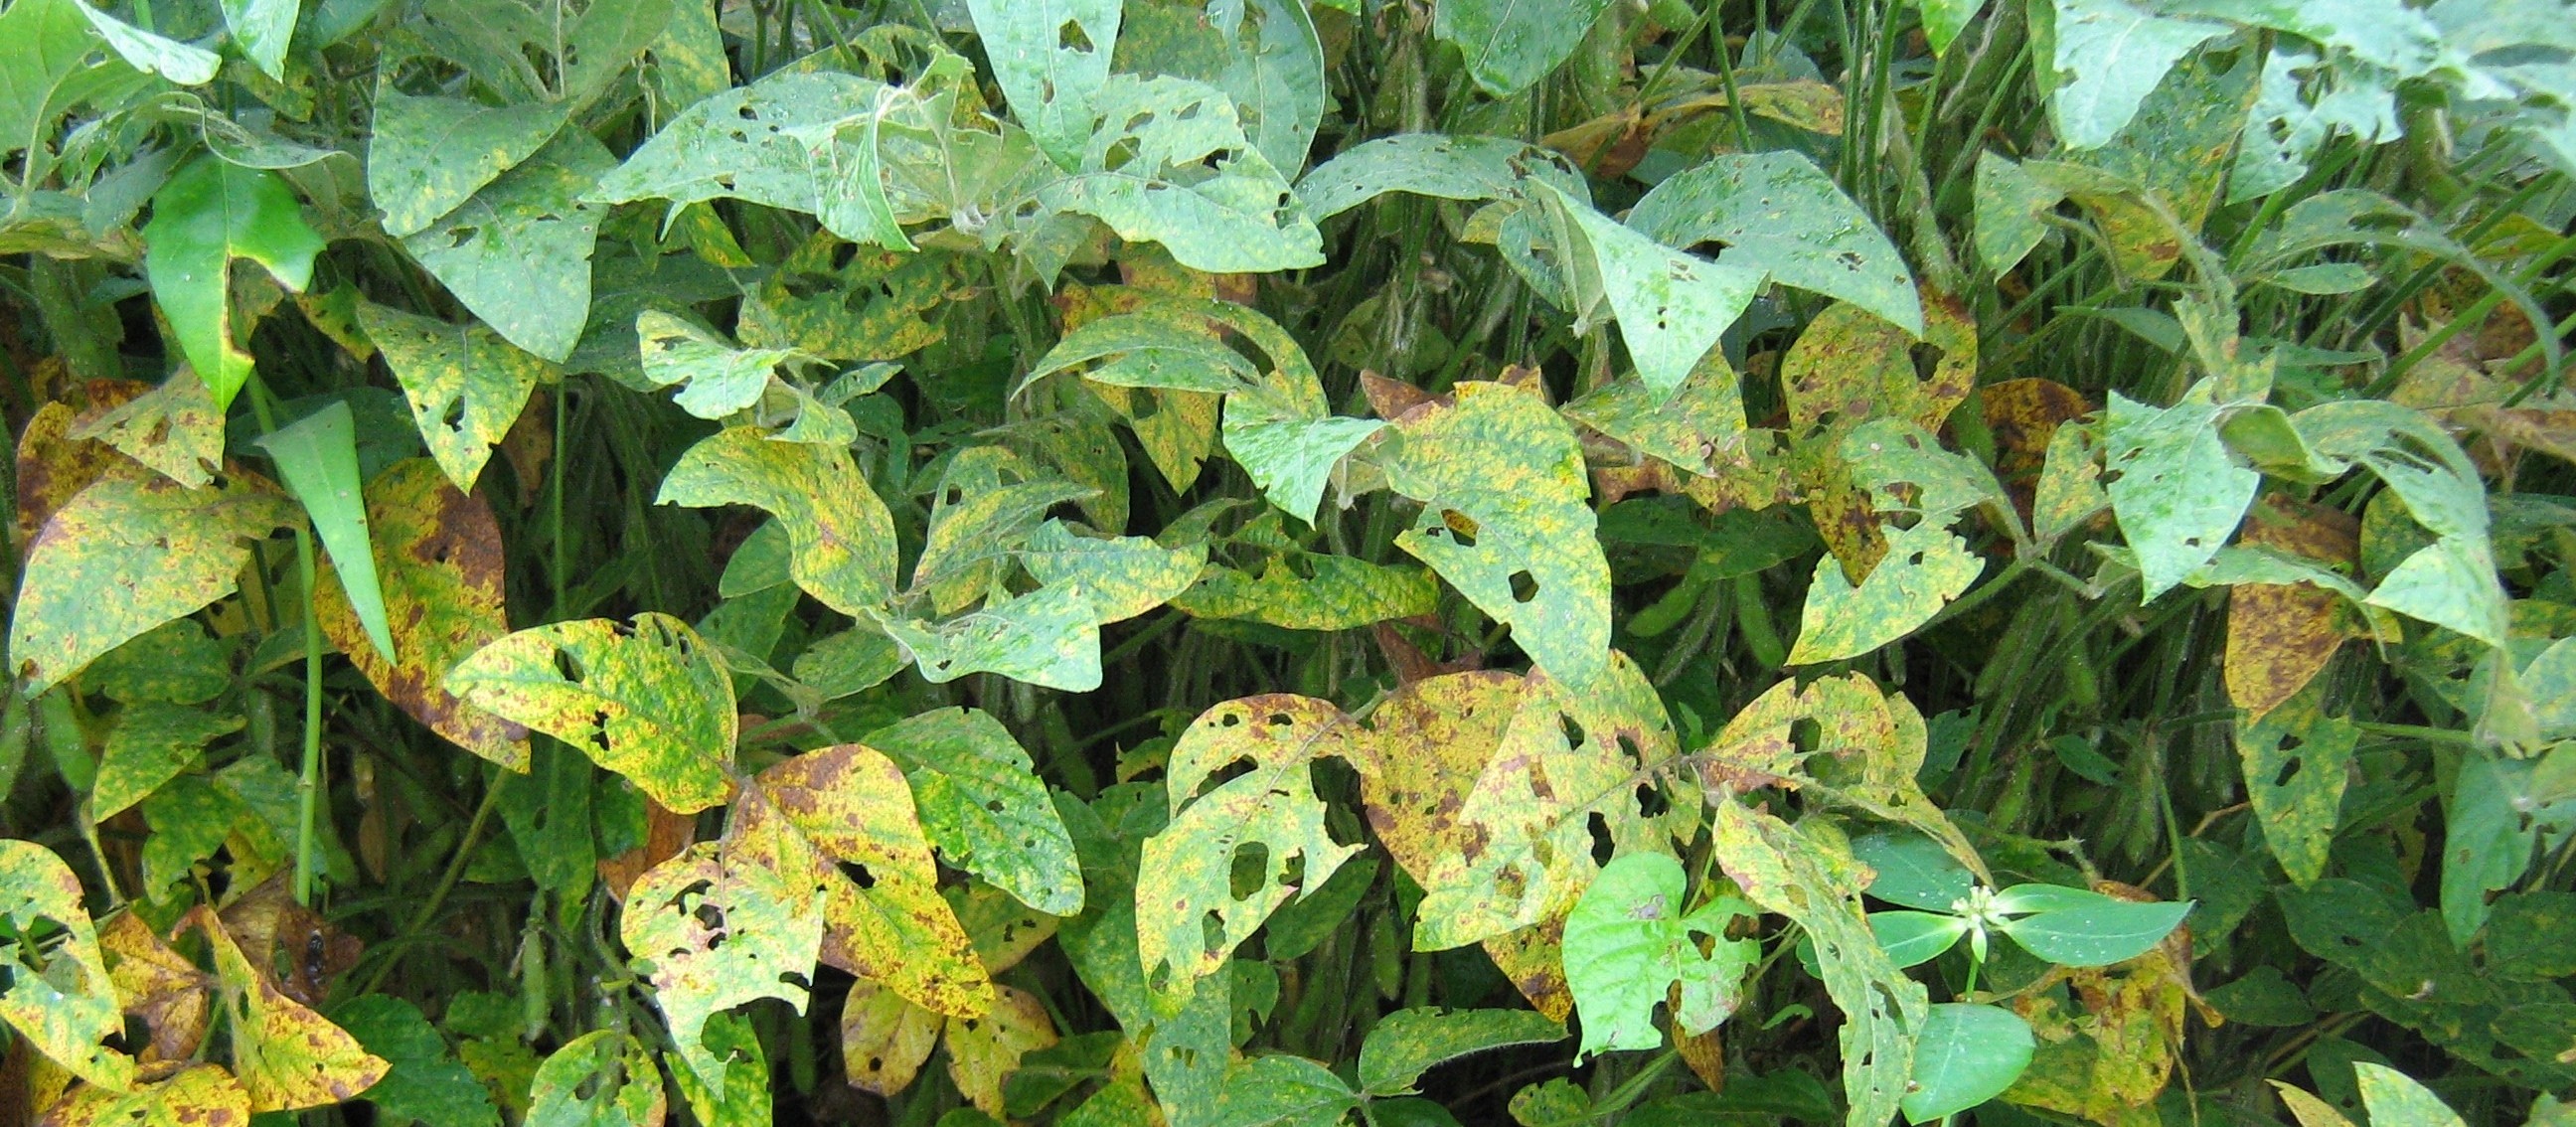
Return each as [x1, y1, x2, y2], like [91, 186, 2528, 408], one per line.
[331, 996, 503, 1127]
[1357, 1009, 1566, 1097]
[143, 158, 325, 408]
[314, 459, 530, 769]
[192, 906, 390, 1111]
[257, 401, 397, 663]
[1141, 695, 1363, 1001]
[1628, 152, 1922, 336]
[8, 473, 296, 694]
[2104, 386, 2257, 601]
[1294, 134, 1583, 221]
[1378, 382, 1609, 688]
[527, 1030, 667, 1127]
[2043, 0, 2229, 149]
[357, 302, 559, 494]
[839, 979, 942, 1097]
[862, 708, 1083, 915]
[656, 426, 899, 615]
[1431, 0, 1611, 97]
[403, 131, 615, 363]
[1562, 853, 1758, 1059]
[0, 840, 133, 1091]
[444, 614, 737, 813]
[98, 910, 211, 1064]
[1901, 1004, 2034, 1123]
[967, 0, 1120, 170]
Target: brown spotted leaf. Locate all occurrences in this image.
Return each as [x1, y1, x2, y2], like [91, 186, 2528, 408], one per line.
[838, 980, 940, 1097]
[746, 744, 989, 1019]
[657, 427, 899, 616]
[1782, 297, 1978, 436]
[12, 380, 149, 548]
[98, 912, 209, 1065]
[1697, 674, 1984, 879]
[0, 841, 133, 1091]
[526, 1030, 667, 1127]
[9, 473, 297, 694]
[357, 302, 559, 494]
[445, 614, 736, 814]
[1140, 695, 1364, 1001]
[944, 985, 1057, 1117]
[189, 907, 388, 1112]
[213, 877, 361, 1009]
[2236, 680, 2358, 887]
[36, 1063, 250, 1127]
[618, 841, 824, 1087]
[68, 371, 224, 489]
[316, 459, 529, 769]
[2225, 495, 2360, 718]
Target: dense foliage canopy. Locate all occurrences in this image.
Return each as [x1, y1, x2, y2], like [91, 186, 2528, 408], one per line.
[1, 0, 2574, 1124]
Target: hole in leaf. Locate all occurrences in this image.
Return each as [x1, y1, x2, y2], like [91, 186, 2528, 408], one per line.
[1509, 570, 1538, 603]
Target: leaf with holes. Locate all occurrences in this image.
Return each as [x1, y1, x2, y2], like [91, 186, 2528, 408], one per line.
[862, 708, 1082, 915]
[1115, 0, 1324, 175]
[315, 459, 530, 770]
[2105, 387, 2256, 601]
[2293, 400, 2507, 646]
[619, 841, 825, 1086]
[36, 1064, 248, 1127]
[9, 472, 296, 694]
[143, 158, 324, 409]
[1414, 652, 1683, 950]
[444, 613, 736, 813]
[657, 426, 899, 615]
[1431, 0, 1612, 97]
[635, 312, 797, 420]
[1379, 382, 1609, 689]
[886, 520, 1203, 692]
[1782, 300, 1980, 435]
[69, 370, 223, 489]
[0, 840, 133, 1091]
[967, 0, 1119, 170]
[1026, 75, 1322, 273]
[1139, 695, 1363, 1002]
[404, 130, 615, 363]
[947, 985, 1058, 1117]
[358, 302, 559, 494]
[1540, 186, 1763, 400]
[1295, 133, 1585, 221]
[1562, 852, 1758, 1059]
[527, 1030, 667, 1127]
[1788, 519, 1983, 666]
[2238, 678, 2358, 888]
[839, 979, 942, 1098]
[2440, 751, 2576, 945]
[192, 906, 390, 1111]
[1628, 152, 1921, 336]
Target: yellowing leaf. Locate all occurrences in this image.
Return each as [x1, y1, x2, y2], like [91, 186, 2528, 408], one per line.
[839, 980, 941, 1097]
[1169, 553, 1438, 631]
[1141, 695, 1364, 1000]
[1781, 299, 1978, 435]
[2237, 680, 2359, 887]
[657, 427, 899, 615]
[0, 840, 133, 1091]
[68, 370, 223, 489]
[620, 842, 824, 1086]
[358, 301, 560, 494]
[315, 460, 531, 770]
[862, 708, 1083, 916]
[945, 985, 1057, 1117]
[88, 703, 242, 821]
[190, 906, 389, 1112]
[98, 911, 210, 1065]
[36, 1064, 249, 1127]
[8, 473, 296, 694]
[527, 1030, 667, 1127]
[13, 381, 149, 549]
[445, 614, 737, 813]
[1379, 382, 1610, 689]
[2225, 495, 2361, 717]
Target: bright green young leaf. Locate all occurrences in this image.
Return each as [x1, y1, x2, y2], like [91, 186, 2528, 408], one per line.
[966, 0, 1120, 170]
[366, 86, 569, 240]
[1379, 382, 1609, 688]
[2104, 387, 2256, 601]
[636, 312, 797, 420]
[1540, 185, 1763, 400]
[143, 158, 325, 408]
[258, 401, 398, 663]
[1852, 831, 1978, 911]
[1562, 853, 1759, 1059]
[862, 707, 1084, 915]
[1140, 695, 1363, 1003]
[2354, 1063, 2468, 1127]
[1294, 133, 1584, 221]
[1629, 152, 1922, 336]
[1356, 1008, 1568, 1097]
[357, 302, 559, 493]
[0, 839, 134, 1091]
[1869, 911, 1969, 968]
[2044, 0, 2229, 149]
[332, 995, 505, 1127]
[89, 702, 242, 821]
[1901, 1003, 2033, 1123]
[1431, 0, 1612, 97]
[656, 426, 899, 615]
[403, 131, 614, 362]
[1029, 75, 1323, 273]
[1994, 889, 2191, 966]
[9, 473, 296, 694]
[528, 1031, 667, 1127]
[2237, 680, 2358, 886]
[620, 841, 825, 1084]
[444, 613, 737, 813]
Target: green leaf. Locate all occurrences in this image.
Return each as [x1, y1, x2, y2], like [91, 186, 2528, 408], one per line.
[258, 401, 397, 663]
[1207, 1054, 1358, 1127]
[403, 131, 614, 362]
[1431, 0, 1612, 97]
[1356, 1008, 1568, 1096]
[1027, 298, 1261, 395]
[79, 3, 220, 84]
[1994, 890, 2190, 966]
[636, 312, 797, 420]
[1221, 400, 1384, 526]
[1295, 133, 1583, 221]
[967, 0, 1120, 170]
[85, 618, 231, 706]
[1561, 357, 1750, 473]
[1141, 695, 1363, 1002]
[2236, 680, 2357, 886]
[1116, 0, 1326, 175]
[0, 0, 139, 165]
[0, 839, 133, 1091]
[9, 473, 296, 694]
[1379, 382, 1609, 688]
[499, 739, 596, 904]
[1920, 0, 1988, 55]
[862, 708, 1084, 915]
[2104, 387, 2256, 601]
[2043, 0, 2228, 149]
[886, 520, 1203, 692]
[1787, 520, 1983, 665]
[221, 0, 296, 79]
[656, 426, 899, 615]
[1973, 153, 2059, 275]
[1900, 1004, 2033, 1123]
[333, 996, 505, 1127]
[2441, 751, 2576, 945]
[2292, 400, 2506, 646]
[620, 842, 824, 1084]
[1539, 185, 1763, 400]
[1629, 152, 1921, 336]
[1562, 853, 1759, 1059]
[2353, 1063, 2467, 1127]
[528, 1030, 666, 1127]
[1868, 911, 1969, 968]
[89, 702, 242, 821]
[445, 613, 737, 814]
[1851, 831, 1977, 911]
[793, 623, 907, 699]
[356, 302, 558, 493]
[1028, 75, 1323, 272]
[366, 86, 569, 240]
[143, 158, 325, 408]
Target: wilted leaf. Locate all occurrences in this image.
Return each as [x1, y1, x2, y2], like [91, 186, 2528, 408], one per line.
[657, 427, 899, 615]
[9, 473, 296, 694]
[191, 906, 389, 1111]
[0, 841, 133, 1091]
[142, 159, 324, 408]
[445, 614, 736, 813]
[1562, 853, 1756, 1058]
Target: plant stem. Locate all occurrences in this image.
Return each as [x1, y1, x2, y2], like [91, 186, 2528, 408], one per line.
[361, 778, 506, 995]
[244, 378, 331, 908]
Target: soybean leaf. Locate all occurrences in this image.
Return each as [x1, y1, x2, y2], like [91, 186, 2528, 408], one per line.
[2354, 1063, 2468, 1127]
[1628, 152, 1921, 336]
[222, 0, 297, 80]
[2043, 0, 2228, 149]
[89, 703, 242, 821]
[69, 369, 225, 488]
[357, 302, 559, 494]
[1357, 1009, 1568, 1096]
[9, 472, 297, 694]
[839, 980, 941, 1098]
[257, 401, 398, 663]
[1901, 1004, 2034, 1123]
[1562, 853, 1759, 1059]
[143, 158, 325, 408]
[967, 0, 1119, 170]
[2237, 680, 2357, 886]
[1378, 382, 1610, 689]
[2105, 387, 2256, 601]
[668, 1010, 770, 1125]
[1170, 553, 1439, 631]
[78, 4, 218, 85]
[1295, 134, 1584, 221]
[947, 985, 1058, 1117]
[2440, 752, 2576, 945]
[35, 1065, 248, 1127]
[619, 841, 825, 1084]
[862, 707, 1084, 915]
[1221, 395, 1384, 526]
[2292, 400, 2507, 646]
[366, 86, 569, 240]
[1026, 75, 1323, 273]
[445, 613, 737, 813]
[656, 426, 899, 615]
[528, 1031, 667, 1127]
[193, 906, 391, 1110]
[635, 312, 798, 420]
[403, 131, 615, 363]
[1995, 894, 2191, 966]
[0, 0, 143, 167]
[1431, 0, 1612, 97]
[1540, 185, 1763, 400]
[1851, 831, 1977, 911]
[1921, 0, 1987, 55]
[1116, 0, 1326, 174]
[332, 996, 504, 1127]
[0, 840, 133, 1090]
